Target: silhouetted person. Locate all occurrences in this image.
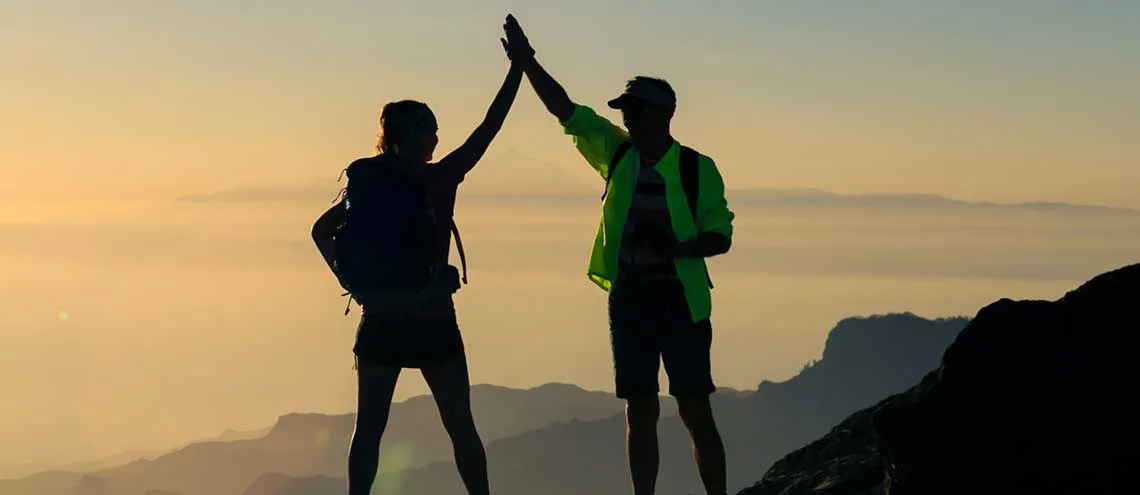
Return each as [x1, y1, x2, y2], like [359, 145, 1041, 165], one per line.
[311, 54, 525, 495]
[502, 14, 735, 495]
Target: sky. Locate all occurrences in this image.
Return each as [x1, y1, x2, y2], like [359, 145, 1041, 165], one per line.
[3, 0, 1139, 211]
[1, 0, 1139, 472]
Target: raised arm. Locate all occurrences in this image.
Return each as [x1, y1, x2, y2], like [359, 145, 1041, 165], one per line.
[502, 15, 627, 178]
[502, 14, 574, 122]
[436, 61, 525, 177]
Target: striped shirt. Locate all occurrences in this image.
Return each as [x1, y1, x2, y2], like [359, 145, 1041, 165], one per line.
[618, 161, 678, 280]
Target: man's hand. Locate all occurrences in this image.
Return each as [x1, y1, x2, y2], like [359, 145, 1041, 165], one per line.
[500, 13, 575, 121]
[501, 14, 535, 64]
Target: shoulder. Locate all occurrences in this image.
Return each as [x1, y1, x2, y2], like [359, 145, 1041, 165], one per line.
[679, 146, 727, 191]
[349, 155, 381, 168]
[345, 155, 382, 177]
[423, 162, 465, 187]
[679, 145, 718, 169]
[561, 104, 598, 125]
[562, 104, 624, 133]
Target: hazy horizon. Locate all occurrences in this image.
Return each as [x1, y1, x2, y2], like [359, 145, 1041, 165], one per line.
[4, 189, 1138, 469]
[3, 0, 1139, 477]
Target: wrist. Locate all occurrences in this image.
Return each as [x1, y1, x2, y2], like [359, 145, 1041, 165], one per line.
[511, 52, 535, 67]
[671, 239, 696, 259]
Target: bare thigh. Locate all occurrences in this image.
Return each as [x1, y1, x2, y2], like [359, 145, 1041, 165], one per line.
[355, 358, 401, 431]
[420, 353, 477, 434]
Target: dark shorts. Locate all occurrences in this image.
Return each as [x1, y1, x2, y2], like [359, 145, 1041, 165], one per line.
[353, 310, 464, 369]
[608, 275, 716, 399]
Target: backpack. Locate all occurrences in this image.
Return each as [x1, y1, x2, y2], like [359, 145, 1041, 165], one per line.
[331, 156, 465, 312]
[602, 142, 714, 288]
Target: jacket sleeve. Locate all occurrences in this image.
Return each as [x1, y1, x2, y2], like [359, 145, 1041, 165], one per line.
[697, 155, 734, 240]
[560, 104, 630, 178]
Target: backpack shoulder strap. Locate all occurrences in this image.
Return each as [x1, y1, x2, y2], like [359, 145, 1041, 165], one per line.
[601, 141, 633, 201]
[450, 221, 468, 285]
[679, 146, 700, 221]
[679, 145, 714, 289]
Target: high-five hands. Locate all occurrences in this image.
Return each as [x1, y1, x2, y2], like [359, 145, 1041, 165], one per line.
[501, 14, 535, 64]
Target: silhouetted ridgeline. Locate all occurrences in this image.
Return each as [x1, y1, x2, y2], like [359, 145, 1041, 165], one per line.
[0, 384, 621, 495]
[0, 313, 965, 495]
[346, 313, 964, 495]
[742, 263, 1140, 495]
[240, 473, 342, 495]
[177, 183, 1139, 216]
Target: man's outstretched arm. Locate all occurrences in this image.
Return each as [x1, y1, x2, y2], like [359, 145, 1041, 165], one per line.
[502, 14, 628, 177]
[503, 14, 574, 122]
[521, 57, 575, 122]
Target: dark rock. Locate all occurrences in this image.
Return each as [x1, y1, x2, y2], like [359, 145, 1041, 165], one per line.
[742, 263, 1140, 495]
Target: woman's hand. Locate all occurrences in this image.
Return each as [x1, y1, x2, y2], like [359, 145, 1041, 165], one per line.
[501, 14, 535, 64]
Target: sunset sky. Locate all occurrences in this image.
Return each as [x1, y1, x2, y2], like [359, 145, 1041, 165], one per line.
[2, 0, 1139, 471]
[3, 0, 1139, 212]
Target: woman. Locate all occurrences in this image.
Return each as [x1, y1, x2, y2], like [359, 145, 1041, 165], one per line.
[311, 53, 524, 495]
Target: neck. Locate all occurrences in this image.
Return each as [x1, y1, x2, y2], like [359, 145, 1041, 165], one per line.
[634, 133, 674, 162]
[385, 151, 426, 164]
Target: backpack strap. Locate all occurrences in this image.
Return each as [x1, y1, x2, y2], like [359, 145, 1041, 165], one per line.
[679, 145, 714, 289]
[679, 146, 700, 221]
[398, 160, 468, 286]
[451, 221, 468, 285]
[601, 141, 633, 201]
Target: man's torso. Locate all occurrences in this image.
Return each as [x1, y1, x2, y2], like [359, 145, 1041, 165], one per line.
[618, 156, 679, 281]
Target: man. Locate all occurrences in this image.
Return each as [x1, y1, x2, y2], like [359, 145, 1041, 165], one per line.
[501, 14, 735, 495]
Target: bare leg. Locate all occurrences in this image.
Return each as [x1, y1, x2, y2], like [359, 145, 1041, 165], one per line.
[421, 353, 489, 495]
[348, 358, 401, 495]
[676, 395, 726, 495]
[626, 395, 661, 495]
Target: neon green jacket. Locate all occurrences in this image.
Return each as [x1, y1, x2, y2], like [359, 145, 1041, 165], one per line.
[560, 104, 735, 322]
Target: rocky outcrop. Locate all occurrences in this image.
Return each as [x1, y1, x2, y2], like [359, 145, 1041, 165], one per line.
[742, 263, 1140, 495]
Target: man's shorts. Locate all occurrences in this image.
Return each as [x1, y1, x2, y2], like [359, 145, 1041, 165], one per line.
[607, 276, 716, 399]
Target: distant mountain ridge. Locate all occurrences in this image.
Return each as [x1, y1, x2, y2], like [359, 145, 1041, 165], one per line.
[0, 428, 270, 480]
[0, 383, 622, 495]
[2, 313, 966, 495]
[352, 313, 967, 495]
[176, 184, 1136, 214]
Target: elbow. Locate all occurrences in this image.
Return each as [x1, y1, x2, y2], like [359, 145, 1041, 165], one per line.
[712, 236, 731, 256]
[554, 101, 576, 123]
[477, 120, 503, 137]
[703, 231, 731, 256]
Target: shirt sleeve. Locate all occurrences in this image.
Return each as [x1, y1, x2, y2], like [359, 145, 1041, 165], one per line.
[696, 155, 734, 239]
[560, 104, 630, 178]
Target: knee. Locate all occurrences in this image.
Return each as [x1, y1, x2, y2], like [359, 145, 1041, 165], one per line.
[352, 413, 389, 443]
[625, 396, 660, 432]
[440, 409, 481, 442]
[676, 397, 719, 435]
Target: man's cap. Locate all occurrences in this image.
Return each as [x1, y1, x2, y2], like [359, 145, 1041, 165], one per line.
[607, 77, 676, 111]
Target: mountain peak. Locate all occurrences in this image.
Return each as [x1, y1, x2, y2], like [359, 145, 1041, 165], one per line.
[265, 413, 352, 442]
[820, 313, 970, 365]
